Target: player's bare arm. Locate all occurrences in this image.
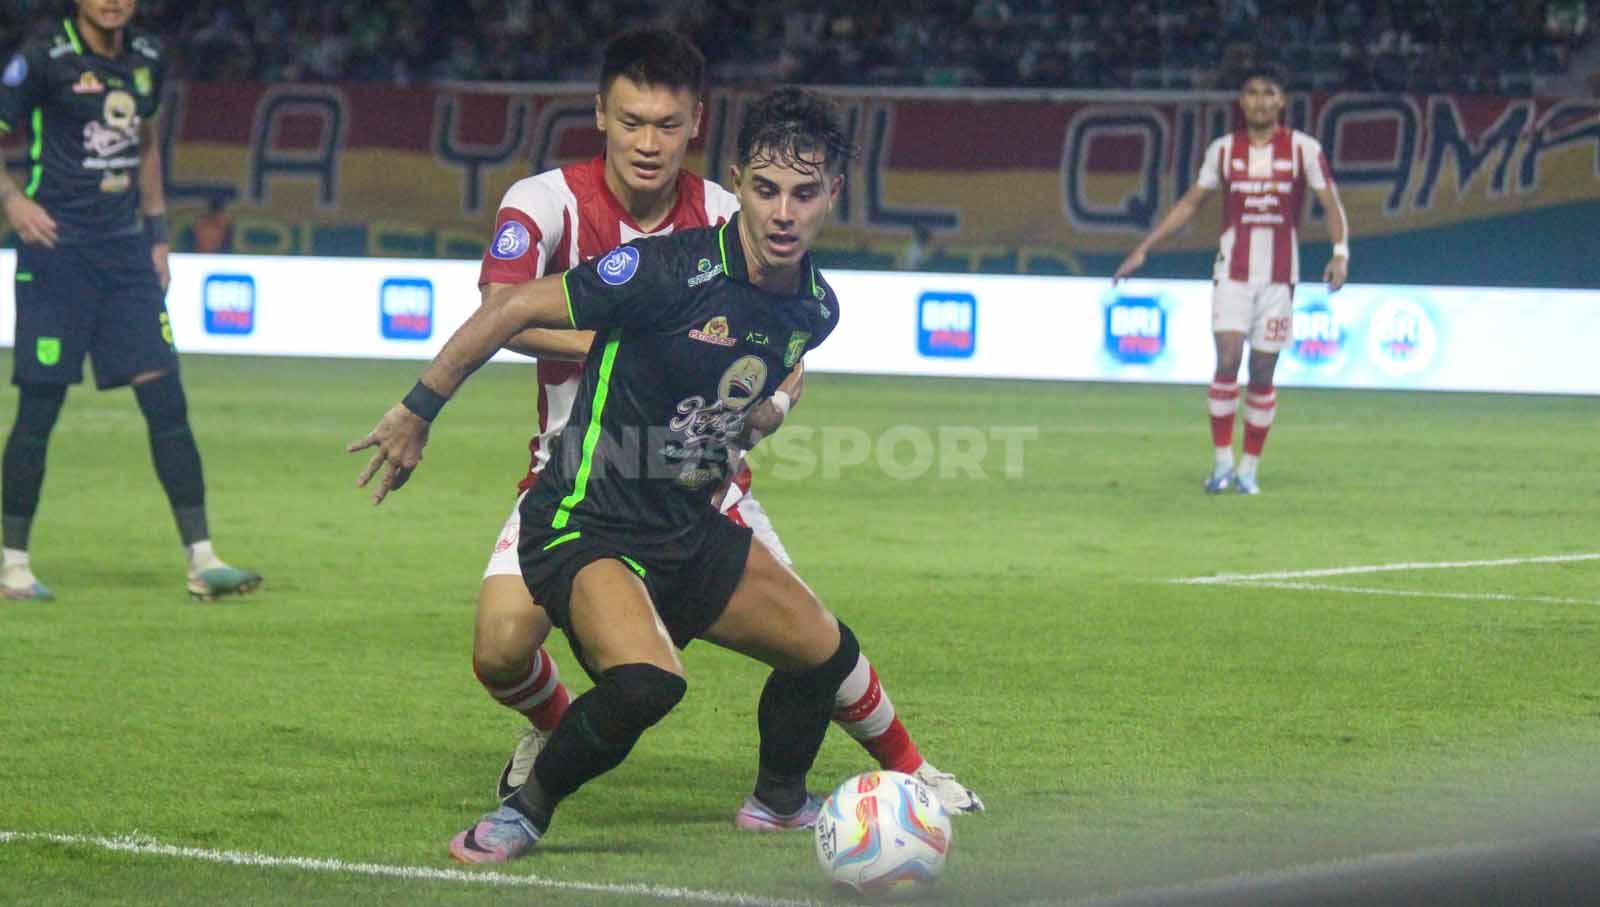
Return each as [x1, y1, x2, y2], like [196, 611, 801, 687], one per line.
[1113, 183, 1214, 282]
[482, 283, 595, 360]
[0, 164, 58, 248]
[348, 272, 574, 504]
[139, 117, 170, 290]
[1314, 182, 1350, 291]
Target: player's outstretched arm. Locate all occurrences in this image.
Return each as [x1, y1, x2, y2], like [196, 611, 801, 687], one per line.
[348, 272, 572, 504]
[480, 282, 595, 360]
[1113, 184, 1212, 282]
[1314, 182, 1350, 291]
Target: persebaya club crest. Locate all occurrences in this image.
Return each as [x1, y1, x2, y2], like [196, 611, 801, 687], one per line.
[784, 331, 810, 368]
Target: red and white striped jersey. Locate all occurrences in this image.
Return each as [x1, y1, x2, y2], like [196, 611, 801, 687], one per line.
[1196, 127, 1332, 285]
[478, 156, 740, 491]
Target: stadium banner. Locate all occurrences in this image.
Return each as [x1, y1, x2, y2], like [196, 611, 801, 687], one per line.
[3, 83, 1594, 286]
[0, 251, 1595, 395]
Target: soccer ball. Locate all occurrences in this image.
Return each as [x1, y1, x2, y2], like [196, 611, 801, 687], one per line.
[814, 771, 952, 898]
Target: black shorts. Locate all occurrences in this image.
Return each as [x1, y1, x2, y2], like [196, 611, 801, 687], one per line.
[517, 500, 754, 652]
[12, 237, 178, 389]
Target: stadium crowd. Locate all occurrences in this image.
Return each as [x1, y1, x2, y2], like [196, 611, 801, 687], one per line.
[1, 0, 1595, 94]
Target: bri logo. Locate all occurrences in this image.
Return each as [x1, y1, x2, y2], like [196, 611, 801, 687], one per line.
[1104, 295, 1166, 364]
[1289, 299, 1346, 367]
[917, 291, 976, 358]
[380, 278, 434, 341]
[202, 274, 255, 335]
[1367, 298, 1438, 376]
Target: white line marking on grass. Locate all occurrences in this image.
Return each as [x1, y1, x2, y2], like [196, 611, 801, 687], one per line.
[1171, 553, 1600, 586]
[1211, 580, 1600, 607]
[0, 830, 817, 906]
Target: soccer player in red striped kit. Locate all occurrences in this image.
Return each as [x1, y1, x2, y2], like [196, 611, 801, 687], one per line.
[1115, 63, 1350, 494]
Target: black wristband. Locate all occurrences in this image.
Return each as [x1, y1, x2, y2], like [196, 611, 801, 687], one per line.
[401, 380, 447, 422]
[144, 213, 170, 246]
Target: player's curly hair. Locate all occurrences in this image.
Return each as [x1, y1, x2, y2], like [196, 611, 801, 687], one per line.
[736, 87, 855, 176]
[601, 29, 706, 96]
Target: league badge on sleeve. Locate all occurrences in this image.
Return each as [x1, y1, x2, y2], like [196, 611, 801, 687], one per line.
[2, 55, 26, 87]
[597, 246, 641, 286]
[490, 221, 531, 261]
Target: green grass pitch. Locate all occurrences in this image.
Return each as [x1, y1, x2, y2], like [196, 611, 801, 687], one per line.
[2, 353, 1597, 904]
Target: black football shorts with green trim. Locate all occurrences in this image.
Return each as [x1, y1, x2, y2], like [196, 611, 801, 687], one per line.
[12, 235, 178, 389]
[516, 497, 754, 652]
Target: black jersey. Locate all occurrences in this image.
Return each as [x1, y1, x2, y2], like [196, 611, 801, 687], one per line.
[0, 19, 167, 243]
[526, 212, 840, 545]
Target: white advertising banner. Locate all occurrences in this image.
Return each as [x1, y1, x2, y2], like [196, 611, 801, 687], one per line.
[0, 252, 1595, 395]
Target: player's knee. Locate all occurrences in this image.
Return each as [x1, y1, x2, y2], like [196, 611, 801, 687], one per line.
[474, 600, 541, 682]
[132, 371, 190, 433]
[787, 620, 860, 698]
[595, 663, 686, 741]
[12, 383, 67, 438]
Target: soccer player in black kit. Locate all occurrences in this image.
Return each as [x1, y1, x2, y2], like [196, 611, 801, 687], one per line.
[0, 1, 259, 601]
[352, 87, 886, 863]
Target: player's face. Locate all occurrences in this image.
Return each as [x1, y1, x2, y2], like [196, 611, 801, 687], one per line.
[596, 77, 702, 197]
[731, 151, 843, 272]
[1239, 77, 1286, 129]
[77, 0, 136, 32]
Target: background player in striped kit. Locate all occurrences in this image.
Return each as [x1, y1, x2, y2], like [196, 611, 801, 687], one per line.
[1114, 63, 1350, 495]
[469, 28, 981, 819]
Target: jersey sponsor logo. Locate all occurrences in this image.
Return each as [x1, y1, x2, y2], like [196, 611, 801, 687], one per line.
[2, 55, 25, 87]
[665, 355, 770, 489]
[1367, 297, 1439, 375]
[689, 315, 737, 346]
[917, 291, 976, 359]
[596, 246, 640, 286]
[132, 36, 161, 61]
[380, 278, 434, 341]
[490, 221, 530, 260]
[687, 258, 724, 288]
[72, 71, 106, 94]
[1289, 298, 1347, 368]
[203, 274, 256, 335]
[784, 331, 810, 368]
[1104, 294, 1167, 364]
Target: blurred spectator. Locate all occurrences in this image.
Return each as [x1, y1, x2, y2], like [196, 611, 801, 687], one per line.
[2, 0, 1591, 95]
[192, 195, 234, 255]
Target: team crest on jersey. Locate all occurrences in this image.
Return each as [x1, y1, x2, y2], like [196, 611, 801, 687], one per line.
[596, 246, 640, 286]
[689, 316, 737, 347]
[490, 221, 530, 260]
[784, 331, 810, 368]
[133, 67, 152, 96]
[72, 71, 106, 94]
[2, 55, 25, 87]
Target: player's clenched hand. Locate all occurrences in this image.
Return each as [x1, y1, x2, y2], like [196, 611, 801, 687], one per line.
[1112, 248, 1146, 283]
[3, 195, 59, 248]
[1324, 255, 1348, 292]
[347, 403, 431, 506]
[733, 396, 787, 450]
